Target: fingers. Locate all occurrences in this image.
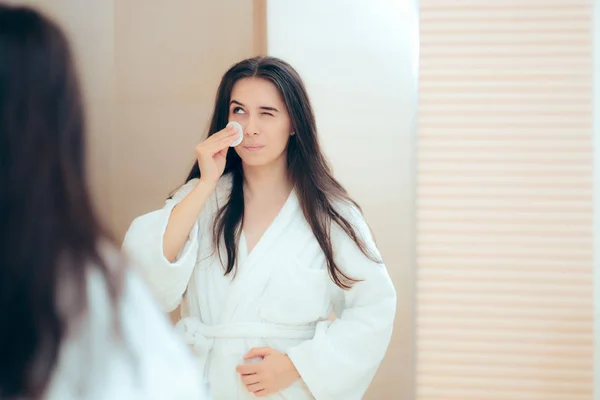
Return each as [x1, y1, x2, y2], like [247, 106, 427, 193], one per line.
[241, 370, 264, 395]
[236, 363, 260, 375]
[242, 374, 260, 385]
[209, 135, 236, 152]
[244, 347, 271, 360]
[255, 389, 271, 397]
[197, 132, 237, 156]
[209, 129, 237, 147]
[237, 360, 274, 397]
[214, 125, 242, 145]
[246, 383, 264, 393]
[210, 125, 237, 140]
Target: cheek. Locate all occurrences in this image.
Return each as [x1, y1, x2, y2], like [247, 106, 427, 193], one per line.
[268, 119, 291, 144]
[260, 127, 290, 160]
[270, 128, 291, 152]
[233, 146, 242, 158]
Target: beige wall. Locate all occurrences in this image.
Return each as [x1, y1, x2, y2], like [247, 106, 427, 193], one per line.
[267, 1, 419, 398]
[112, 1, 255, 238]
[13, 0, 115, 225]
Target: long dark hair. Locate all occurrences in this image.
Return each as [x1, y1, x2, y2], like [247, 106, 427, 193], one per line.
[186, 56, 381, 289]
[0, 5, 120, 398]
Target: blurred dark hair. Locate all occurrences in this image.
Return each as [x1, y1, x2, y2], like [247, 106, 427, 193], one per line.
[185, 56, 381, 289]
[0, 4, 120, 398]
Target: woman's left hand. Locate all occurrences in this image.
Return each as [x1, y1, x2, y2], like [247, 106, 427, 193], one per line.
[236, 347, 301, 397]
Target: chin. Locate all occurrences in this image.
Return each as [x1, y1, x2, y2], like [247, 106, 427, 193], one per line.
[240, 152, 285, 168]
[238, 147, 287, 168]
[240, 155, 271, 167]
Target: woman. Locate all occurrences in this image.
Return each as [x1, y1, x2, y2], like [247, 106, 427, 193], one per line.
[123, 56, 397, 399]
[0, 5, 203, 399]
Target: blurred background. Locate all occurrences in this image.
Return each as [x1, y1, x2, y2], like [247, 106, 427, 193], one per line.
[6, 0, 598, 399]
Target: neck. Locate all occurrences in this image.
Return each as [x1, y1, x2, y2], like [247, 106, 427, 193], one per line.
[242, 156, 292, 199]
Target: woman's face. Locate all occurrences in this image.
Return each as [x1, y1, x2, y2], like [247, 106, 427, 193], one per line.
[228, 77, 293, 168]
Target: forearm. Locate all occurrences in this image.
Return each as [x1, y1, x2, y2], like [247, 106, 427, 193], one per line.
[162, 179, 215, 262]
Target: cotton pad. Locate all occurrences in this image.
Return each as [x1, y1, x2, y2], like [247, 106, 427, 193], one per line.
[227, 121, 244, 147]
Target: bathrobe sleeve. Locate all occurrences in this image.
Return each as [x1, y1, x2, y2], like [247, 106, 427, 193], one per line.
[122, 178, 204, 313]
[287, 204, 397, 400]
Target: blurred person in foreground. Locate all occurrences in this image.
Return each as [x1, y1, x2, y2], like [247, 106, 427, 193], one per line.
[0, 4, 205, 399]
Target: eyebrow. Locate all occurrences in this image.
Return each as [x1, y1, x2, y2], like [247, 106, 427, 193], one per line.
[230, 100, 279, 113]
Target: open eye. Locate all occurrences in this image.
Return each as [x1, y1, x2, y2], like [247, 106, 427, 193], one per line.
[233, 107, 245, 115]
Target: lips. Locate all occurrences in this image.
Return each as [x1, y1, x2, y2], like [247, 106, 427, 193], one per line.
[243, 145, 264, 151]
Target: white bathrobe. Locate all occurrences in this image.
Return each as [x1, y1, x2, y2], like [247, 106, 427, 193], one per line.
[45, 247, 204, 400]
[122, 175, 397, 400]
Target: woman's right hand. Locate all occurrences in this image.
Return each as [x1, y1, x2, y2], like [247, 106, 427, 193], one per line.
[195, 125, 239, 185]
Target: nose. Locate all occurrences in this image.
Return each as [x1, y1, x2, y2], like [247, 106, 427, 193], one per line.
[245, 115, 259, 136]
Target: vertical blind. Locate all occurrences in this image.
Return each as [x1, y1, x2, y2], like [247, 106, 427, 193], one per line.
[417, 1, 594, 399]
